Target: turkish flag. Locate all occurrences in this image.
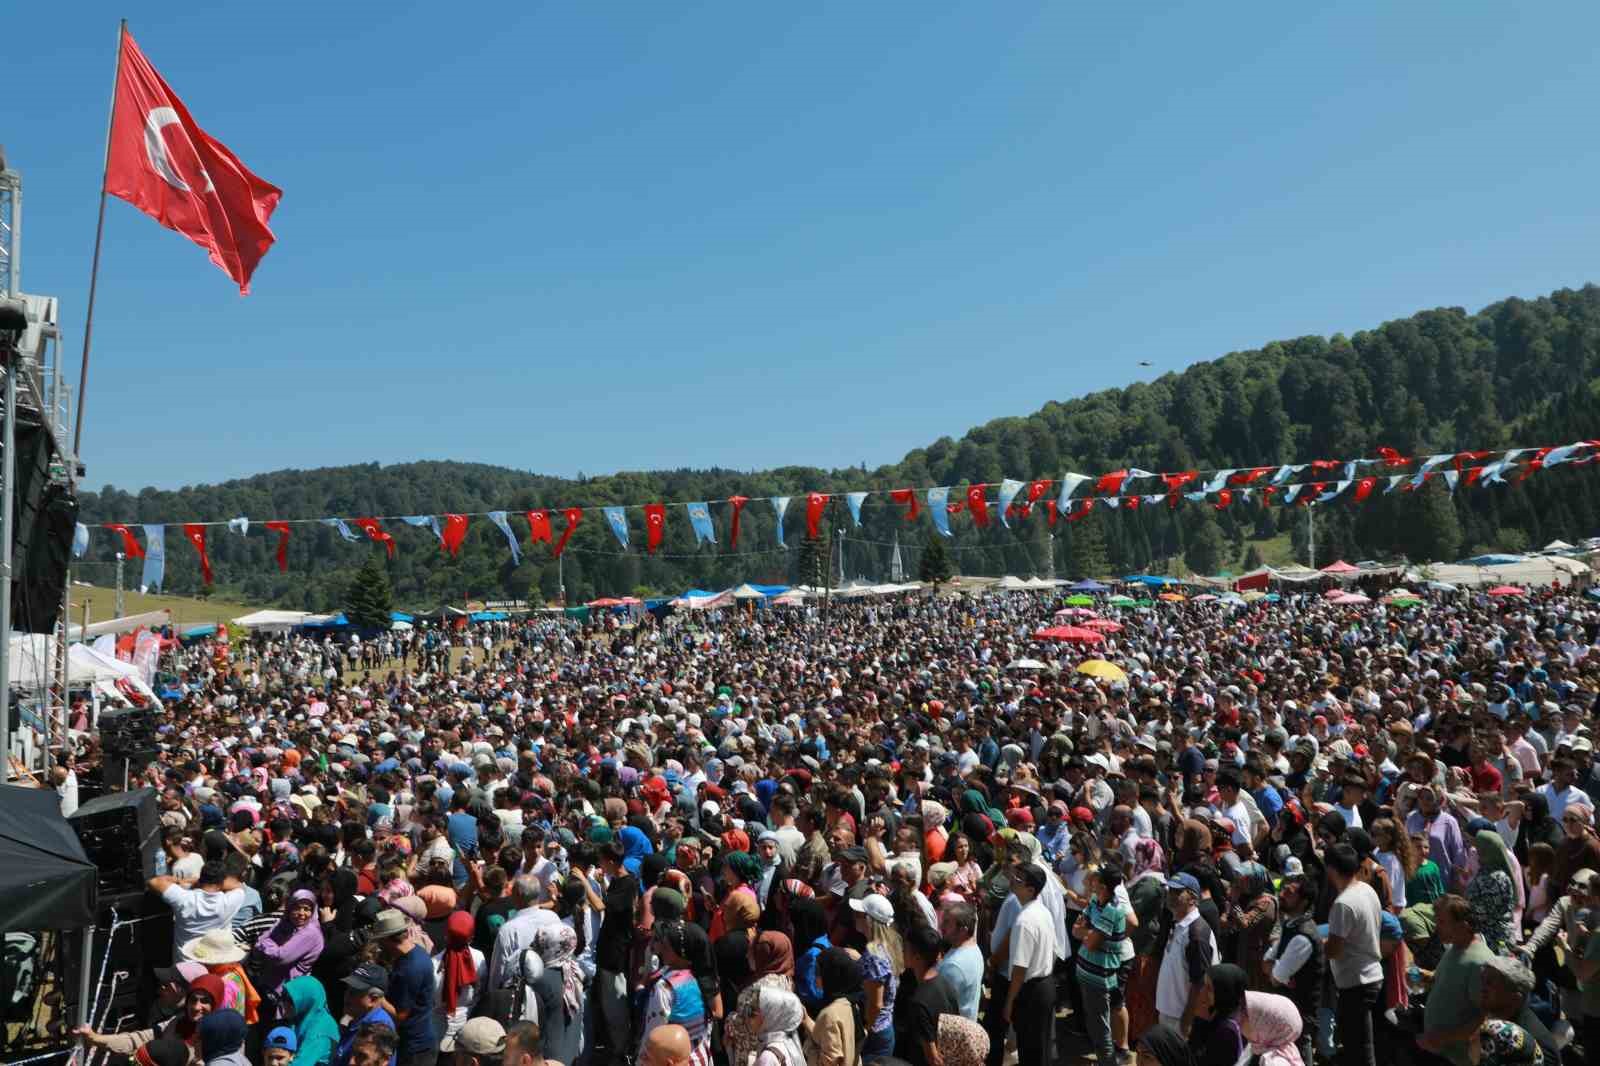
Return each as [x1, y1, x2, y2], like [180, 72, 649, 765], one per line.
[1353, 477, 1377, 502]
[354, 517, 395, 558]
[644, 504, 666, 553]
[104, 28, 282, 293]
[442, 514, 468, 556]
[889, 489, 921, 521]
[805, 493, 828, 539]
[553, 508, 582, 557]
[526, 510, 553, 544]
[104, 523, 145, 559]
[727, 496, 750, 548]
[183, 523, 212, 584]
[265, 521, 291, 571]
[966, 484, 991, 527]
[1026, 479, 1051, 504]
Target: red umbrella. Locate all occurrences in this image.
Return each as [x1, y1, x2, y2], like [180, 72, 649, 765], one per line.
[1032, 625, 1106, 644]
[1487, 585, 1525, 597]
[1081, 618, 1124, 632]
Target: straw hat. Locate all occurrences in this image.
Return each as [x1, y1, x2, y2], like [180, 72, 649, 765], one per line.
[181, 928, 246, 964]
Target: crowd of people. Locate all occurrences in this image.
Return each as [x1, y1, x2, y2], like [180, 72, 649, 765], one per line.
[49, 576, 1600, 1066]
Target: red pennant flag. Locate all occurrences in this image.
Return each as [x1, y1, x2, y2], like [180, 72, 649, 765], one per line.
[182, 523, 212, 584]
[888, 489, 921, 521]
[644, 504, 666, 553]
[727, 496, 750, 548]
[966, 484, 991, 527]
[553, 508, 582, 557]
[525, 510, 553, 544]
[1214, 490, 1233, 510]
[947, 501, 966, 514]
[1068, 499, 1095, 522]
[1517, 447, 1555, 482]
[105, 29, 282, 293]
[1463, 466, 1485, 488]
[1026, 479, 1051, 504]
[1094, 470, 1128, 496]
[1125, 496, 1142, 511]
[1228, 467, 1273, 486]
[104, 523, 146, 559]
[805, 493, 828, 539]
[1263, 486, 1278, 505]
[1376, 446, 1408, 468]
[1045, 501, 1059, 527]
[442, 514, 468, 556]
[1299, 482, 1326, 505]
[1454, 450, 1492, 470]
[265, 521, 291, 572]
[1308, 460, 1340, 473]
[1162, 471, 1197, 493]
[354, 517, 395, 558]
[1353, 477, 1377, 502]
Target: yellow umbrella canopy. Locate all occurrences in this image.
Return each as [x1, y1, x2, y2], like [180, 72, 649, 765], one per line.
[1075, 659, 1128, 683]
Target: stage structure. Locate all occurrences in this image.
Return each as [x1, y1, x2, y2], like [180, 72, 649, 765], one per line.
[0, 146, 82, 782]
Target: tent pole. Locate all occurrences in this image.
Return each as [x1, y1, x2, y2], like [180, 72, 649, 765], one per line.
[77, 922, 96, 1028]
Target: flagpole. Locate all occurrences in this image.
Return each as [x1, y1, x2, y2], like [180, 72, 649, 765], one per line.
[73, 18, 125, 457]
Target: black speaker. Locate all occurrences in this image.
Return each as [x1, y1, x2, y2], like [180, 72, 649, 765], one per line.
[100, 750, 159, 792]
[13, 481, 75, 635]
[68, 788, 162, 898]
[6, 413, 60, 633]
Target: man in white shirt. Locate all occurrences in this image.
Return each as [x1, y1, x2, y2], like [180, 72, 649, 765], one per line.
[1540, 756, 1588, 823]
[488, 874, 561, 1018]
[1002, 864, 1057, 1066]
[1325, 844, 1384, 1066]
[149, 862, 246, 955]
[1156, 873, 1218, 1034]
[53, 763, 79, 818]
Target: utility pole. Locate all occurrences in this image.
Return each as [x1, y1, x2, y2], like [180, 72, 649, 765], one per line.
[823, 497, 837, 620]
[1307, 506, 1316, 570]
[558, 552, 565, 607]
[115, 551, 125, 617]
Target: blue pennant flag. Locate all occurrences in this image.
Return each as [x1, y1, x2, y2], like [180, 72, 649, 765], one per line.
[488, 510, 522, 565]
[997, 479, 1024, 527]
[1544, 441, 1589, 468]
[1102, 497, 1121, 510]
[1478, 458, 1514, 485]
[1385, 475, 1405, 494]
[141, 524, 166, 592]
[73, 522, 89, 559]
[603, 507, 630, 549]
[227, 517, 249, 536]
[403, 515, 443, 543]
[772, 497, 790, 547]
[1184, 491, 1207, 503]
[1442, 470, 1460, 493]
[928, 487, 952, 537]
[1317, 480, 1350, 504]
[686, 502, 716, 546]
[845, 492, 868, 528]
[323, 518, 360, 542]
[1203, 470, 1236, 493]
[1057, 473, 1089, 508]
[1271, 465, 1304, 486]
[1411, 454, 1452, 489]
[1143, 494, 1165, 507]
[1282, 485, 1303, 504]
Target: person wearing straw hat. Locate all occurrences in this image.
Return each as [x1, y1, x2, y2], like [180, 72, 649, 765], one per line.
[181, 930, 260, 1024]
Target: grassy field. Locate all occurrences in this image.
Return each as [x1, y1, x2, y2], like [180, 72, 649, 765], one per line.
[66, 583, 265, 630]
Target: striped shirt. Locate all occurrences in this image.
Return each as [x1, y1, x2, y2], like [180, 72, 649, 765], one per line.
[1075, 899, 1127, 990]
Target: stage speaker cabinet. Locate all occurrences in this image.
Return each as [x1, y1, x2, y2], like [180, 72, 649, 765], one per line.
[6, 412, 65, 634]
[68, 788, 162, 899]
[100, 750, 158, 792]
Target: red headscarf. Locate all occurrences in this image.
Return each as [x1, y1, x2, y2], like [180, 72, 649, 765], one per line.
[441, 910, 477, 1014]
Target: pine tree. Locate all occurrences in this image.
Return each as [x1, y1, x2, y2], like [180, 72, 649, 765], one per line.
[1242, 544, 1264, 570]
[919, 533, 954, 586]
[1066, 519, 1109, 579]
[346, 555, 394, 631]
[1184, 512, 1227, 575]
[1407, 481, 1463, 563]
[796, 532, 831, 588]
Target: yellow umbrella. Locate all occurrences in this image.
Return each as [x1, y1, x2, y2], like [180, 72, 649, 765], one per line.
[1158, 592, 1187, 602]
[1075, 659, 1128, 683]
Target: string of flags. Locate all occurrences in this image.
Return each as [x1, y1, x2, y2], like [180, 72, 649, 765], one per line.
[79, 439, 1600, 590]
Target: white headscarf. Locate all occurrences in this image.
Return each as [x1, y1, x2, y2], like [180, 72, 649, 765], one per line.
[755, 986, 806, 1066]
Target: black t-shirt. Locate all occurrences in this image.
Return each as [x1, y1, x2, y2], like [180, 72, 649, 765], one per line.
[893, 969, 958, 1066]
[596, 873, 639, 973]
[473, 896, 519, 955]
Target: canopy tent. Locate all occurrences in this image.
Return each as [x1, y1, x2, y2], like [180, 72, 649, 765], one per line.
[672, 590, 734, 610]
[66, 609, 171, 641]
[996, 576, 1031, 591]
[232, 609, 312, 631]
[1068, 579, 1109, 592]
[1320, 560, 1360, 574]
[1006, 658, 1048, 671]
[1413, 556, 1590, 588]
[1124, 574, 1182, 587]
[0, 785, 97, 932]
[1544, 540, 1577, 552]
[9, 634, 155, 695]
[730, 584, 770, 601]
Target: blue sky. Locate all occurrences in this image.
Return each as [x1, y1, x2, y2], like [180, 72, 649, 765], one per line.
[12, 3, 1600, 493]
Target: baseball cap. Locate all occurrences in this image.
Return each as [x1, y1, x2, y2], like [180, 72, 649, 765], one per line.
[457, 1018, 507, 1056]
[342, 962, 389, 993]
[265, 1027, 298, 1053]
[153, 961, 208, 987]
[838, 846, 868, 864]
[1166, 872, 1201, 894]
[849, 893, 895, 926]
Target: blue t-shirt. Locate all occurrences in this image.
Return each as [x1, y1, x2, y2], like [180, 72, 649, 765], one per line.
[387, 945, 437, 1053]
[334, 1006, 395, 1066]
[1252, 786, 1284, 827]
[795, 935, 832, 1010]
[936, 942, 984, 1021]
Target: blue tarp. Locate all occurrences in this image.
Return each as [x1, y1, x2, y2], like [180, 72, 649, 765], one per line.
[180, 624, 217, 640]
[300, 613, 349, 629]
[1458, 554, 1526, 566]
[750, 584, 791, 596]
[1124, 575, 1181, 587]
[391, 611, 414, 623]
[1068, 580, 1108, 592]
[678, 589, 720, 599]
[468, 611, 509, 622]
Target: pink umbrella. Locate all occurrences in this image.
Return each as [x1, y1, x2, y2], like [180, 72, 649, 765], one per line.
[1487, 585, 1525, 596]
[1031, 625, 1107, 644]
[1081, 618, 1124, 632]
[1054, 607, 1099, 619]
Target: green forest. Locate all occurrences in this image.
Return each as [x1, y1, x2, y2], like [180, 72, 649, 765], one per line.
[75, 285, 1600, 611]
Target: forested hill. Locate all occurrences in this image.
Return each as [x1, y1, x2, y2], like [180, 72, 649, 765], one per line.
[78, 285, 1600, 611]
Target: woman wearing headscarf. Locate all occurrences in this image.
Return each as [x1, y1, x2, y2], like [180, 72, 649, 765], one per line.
[803, 947, 865, 1066]
[1126, 837, 1168, 1043]
[727, 932, 796, 1066]
[431, 910, 484, 1051]
[620, 824, 656, 878]
[196, 1010, 249, 1066]
[133, 1037, 192, 1066]
[1237, 991, 1307, 1066]
[790, 898, 832, 1012]
[390, 893, 435, 953]
[1222, 866, 1278, 992]
[751, 986, 807, 1066]
[1190, 963, 1248, 1066]
[1518, 794, 1565, 864]
[249, 888, 325, 999]
[920, 800, 949, 865]
[532, 924, 585, 1066]
[1136, 1023, 1196, 1066]
[711, 851, 763, 941]
[1551, 803, 1600, 905]
[1468, 829, 1522, 954]
[754, 832, 789, 911]
[78, 973, 227, 1059]
[281, 975, 340, 1066]
[643, 919, 722, 1066]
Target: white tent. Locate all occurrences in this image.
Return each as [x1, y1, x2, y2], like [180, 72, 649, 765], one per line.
[233, 609, 312, 631]
[66, 609, 172, 641]
[1544, 539, 1576, 552]
[770, 590, 807, 606]
[672, 591, 734, 610]
[729, 584, 769, 601]
[996, 575, 1030, 591]
[1414, 556, 1591, 588]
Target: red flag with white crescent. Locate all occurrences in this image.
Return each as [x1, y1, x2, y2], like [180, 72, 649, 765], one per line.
[104, 523, 146, 559]
[354, 517, 395, 558]
[526, 510, 553, 544]
[889, 489, 921, 521]
[805, 493, 828, 540]
[644, 504, 666, 553]
[727, 496, 750, 548]
[553, 508, 582, 557]
[104, 28, 282, 293]
[966, 485, 990, 527]
[265, 521, 291, 571]
[441, 514, 468, 556]
[182, 523, 212, 584]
